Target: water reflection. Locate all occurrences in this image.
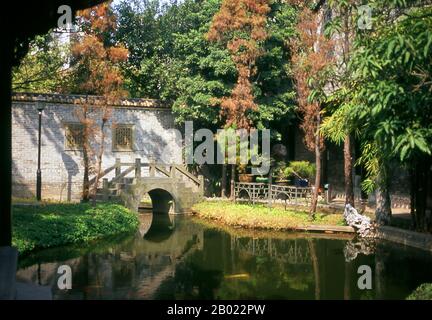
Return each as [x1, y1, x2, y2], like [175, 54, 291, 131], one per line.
[16, 215, 432, 300]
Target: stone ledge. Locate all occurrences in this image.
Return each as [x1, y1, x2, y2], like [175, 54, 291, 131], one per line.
[0, 246, 18, 300]
[377, 225, 432, 252]
[15, 282, 52, 300]
[12, 92, 168, 109]
[299, 224, 355, 234]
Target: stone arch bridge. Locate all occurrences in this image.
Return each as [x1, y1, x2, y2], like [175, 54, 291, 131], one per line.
[92, 159, 203, 214]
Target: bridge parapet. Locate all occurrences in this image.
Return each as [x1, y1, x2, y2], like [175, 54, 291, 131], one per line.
[92, 158, 203, 213]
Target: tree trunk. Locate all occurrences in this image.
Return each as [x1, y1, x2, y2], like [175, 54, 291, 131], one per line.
[310, 117, 321, 217]
[375, 162, 392, 225]
[82, 149, 90, 202]
[341, 7, 355, 208]
[221, 164, 227, 198]
[91, 118, 107, 206]
[0, 42, 12, 246]
[344, 135, 355, 206]
[230, 164, 236, 200]
[359, 165, 369, 213]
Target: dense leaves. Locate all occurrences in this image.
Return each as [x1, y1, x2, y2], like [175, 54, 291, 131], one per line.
[406, 283, 432, 300]
[12, 203, 139, 254]
[351, 5, 432, 164]
[116, 0, 298, 130]
[324, 1, 432, 188]
[70, 2, 130, 201]
[207, 0, 271, 129]
[12, 33, 69, 93]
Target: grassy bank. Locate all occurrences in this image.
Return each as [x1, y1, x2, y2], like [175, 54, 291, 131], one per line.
[12, 203, 139, 254]
[192, 201, 345, 231]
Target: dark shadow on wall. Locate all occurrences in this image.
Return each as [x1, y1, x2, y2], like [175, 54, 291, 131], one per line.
[61, 152, 80, 202]
[12, 103, 181, 200]
[124, 109, 175, 163]
[12, 160, 34, 198]
[13, 104, 80, 200]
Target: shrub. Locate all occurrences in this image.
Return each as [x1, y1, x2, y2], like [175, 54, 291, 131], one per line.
[284, 161, 316, 181]
[407, 283, 432, 300]
[12, 203, 139, 254]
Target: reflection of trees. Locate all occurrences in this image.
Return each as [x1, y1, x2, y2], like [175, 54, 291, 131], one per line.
[232, 237, 312, 265]
[169, 240, 312, 299]
[199, 234, 316, 299]
[21, 219, 432, 300]
[308, 239, 320, 300]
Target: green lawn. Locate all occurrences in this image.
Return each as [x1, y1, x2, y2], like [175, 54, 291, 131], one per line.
[12, 203, 139, 254]
[192, 201, 345, 231]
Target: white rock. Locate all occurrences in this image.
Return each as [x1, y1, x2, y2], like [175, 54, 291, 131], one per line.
[344, 204, 376, 238]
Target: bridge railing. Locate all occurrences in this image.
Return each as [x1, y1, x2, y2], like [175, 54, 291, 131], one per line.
[90, 158, 204, 193]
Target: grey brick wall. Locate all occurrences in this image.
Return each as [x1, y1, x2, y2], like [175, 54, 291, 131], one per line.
[12, 93, 182, 202]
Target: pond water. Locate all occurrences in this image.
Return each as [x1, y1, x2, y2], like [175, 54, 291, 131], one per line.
[16, 213, 432, 300]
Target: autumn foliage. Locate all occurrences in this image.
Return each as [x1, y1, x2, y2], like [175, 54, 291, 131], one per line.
[289, 4, 335, 214]
[71, 2, 129, 202]
[290, 7, 334, 152]
[71, 2, 128, 98]
[207, 0, 270, 129]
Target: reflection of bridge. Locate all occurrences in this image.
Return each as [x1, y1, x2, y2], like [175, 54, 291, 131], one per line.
[15, 217, 204, 300]
[93, 159, 204, 213]
[113, 218, 204, 299]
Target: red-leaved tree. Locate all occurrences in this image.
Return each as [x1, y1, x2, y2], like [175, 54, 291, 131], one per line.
[207, 0, 270, 197]
[290, 5, 334, 216]
[70, 2, 128, 202]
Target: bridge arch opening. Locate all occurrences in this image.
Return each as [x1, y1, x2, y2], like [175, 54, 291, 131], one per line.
[140, 188, 176, 242]
[146, 188, 176, 215]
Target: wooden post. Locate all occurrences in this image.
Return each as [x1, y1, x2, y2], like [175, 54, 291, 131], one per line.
[252, 184, 256, 205]
[149, 159, 155, 177]
[170, 165, 176, 179]
[102, 178, 109, 201]
[135, 158, 141, 181]
[199, 175, 204, 195]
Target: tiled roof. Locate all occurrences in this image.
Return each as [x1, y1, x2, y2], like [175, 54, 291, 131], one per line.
[12, 92, 168, 109]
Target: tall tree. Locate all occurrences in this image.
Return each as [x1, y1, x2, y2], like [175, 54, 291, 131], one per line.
[207, 0, 271, 197]
[290, 3, 334, 216]
[329, 0, 357, 207]
[207, 0, 271, 129]
[115, 0, 298, 196]
[323, 0, 432, 228]
[70, 1, 128, 202]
